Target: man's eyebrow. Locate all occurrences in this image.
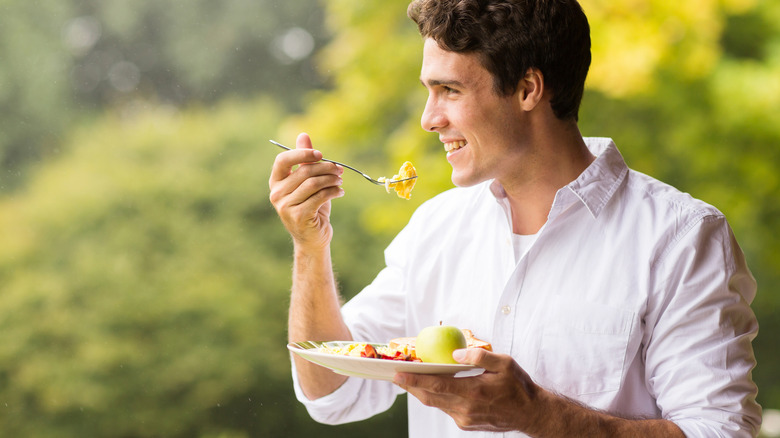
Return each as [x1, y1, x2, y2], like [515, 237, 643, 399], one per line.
[420, 78, 466, 88]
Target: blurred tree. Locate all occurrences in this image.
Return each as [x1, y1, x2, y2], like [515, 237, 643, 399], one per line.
[0, 0, 329, 192]
[0, 98, 407, 437]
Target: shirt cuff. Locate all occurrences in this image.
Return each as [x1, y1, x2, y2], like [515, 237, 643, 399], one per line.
[290, 354, 366, 425]
[672, 408, 761, 438]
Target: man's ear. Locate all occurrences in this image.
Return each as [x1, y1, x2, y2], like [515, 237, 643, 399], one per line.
[518, 68, 544, 111]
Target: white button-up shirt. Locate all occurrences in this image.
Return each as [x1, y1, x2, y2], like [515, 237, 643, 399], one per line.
[293, 138, 761, 437]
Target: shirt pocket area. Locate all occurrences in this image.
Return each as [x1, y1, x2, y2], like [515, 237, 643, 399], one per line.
[533, 296, 635, 396]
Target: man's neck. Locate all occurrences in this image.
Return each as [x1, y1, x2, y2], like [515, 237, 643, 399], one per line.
[501, 122, 594, 235]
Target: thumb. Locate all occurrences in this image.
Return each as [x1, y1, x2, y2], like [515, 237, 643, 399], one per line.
[453, 348, 504, 371]
[296, 132, 313, 149]
[295, 132, 323, 163]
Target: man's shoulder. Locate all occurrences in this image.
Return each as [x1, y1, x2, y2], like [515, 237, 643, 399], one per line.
[621, 168, 725, 224]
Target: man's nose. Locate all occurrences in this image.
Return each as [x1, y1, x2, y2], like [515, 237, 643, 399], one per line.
[421, 96, 446, 132]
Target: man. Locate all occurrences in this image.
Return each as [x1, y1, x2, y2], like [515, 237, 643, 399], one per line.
[268, 0, 761, 436]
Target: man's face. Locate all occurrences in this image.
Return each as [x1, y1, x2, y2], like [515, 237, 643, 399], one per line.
[419, 38, 527, 188]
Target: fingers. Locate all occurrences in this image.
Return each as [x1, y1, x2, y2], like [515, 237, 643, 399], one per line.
[268, 134, 345, 247]
[393, 373, 457, 409]
[394, 372, 450, 395]
[269, 132, 343, 203]
[269, 165, 344, 242]
[268, 133, 325, 185]
[270, 161, 343, 206]
[268, 146, 324, 185]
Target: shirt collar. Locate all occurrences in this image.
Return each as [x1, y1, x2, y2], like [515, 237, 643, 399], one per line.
[566, 137, 628, 218]
[488, 137, 628, 219]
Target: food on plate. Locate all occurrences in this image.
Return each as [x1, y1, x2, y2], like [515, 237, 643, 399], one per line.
[319, 342, 420, 362]
[462, 329, 492, 351]
[318, 329, 491, 364]
[377, 161, 417, 199]
[415, 324, 468, 364]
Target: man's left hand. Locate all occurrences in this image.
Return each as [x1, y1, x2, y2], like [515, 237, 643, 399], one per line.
[393, 348, 542, 432]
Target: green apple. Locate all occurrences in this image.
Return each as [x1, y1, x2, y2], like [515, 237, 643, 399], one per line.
[415, 324, 467, 364]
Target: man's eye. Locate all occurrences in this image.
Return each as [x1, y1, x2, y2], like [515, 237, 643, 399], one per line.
[443, 86, 458, 94]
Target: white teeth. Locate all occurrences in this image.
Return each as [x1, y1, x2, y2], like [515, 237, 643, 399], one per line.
[444, 140, 467, 152]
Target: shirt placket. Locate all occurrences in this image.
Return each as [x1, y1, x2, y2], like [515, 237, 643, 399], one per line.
[490, 188, 578, 359]
[490, 194, 527, 356]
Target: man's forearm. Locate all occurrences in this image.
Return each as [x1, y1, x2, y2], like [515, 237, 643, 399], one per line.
[289, 244, 352, 400]
[527, 389, 685, 438]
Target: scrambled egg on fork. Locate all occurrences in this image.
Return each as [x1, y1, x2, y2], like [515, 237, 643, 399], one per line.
[378, 161, 417, 200]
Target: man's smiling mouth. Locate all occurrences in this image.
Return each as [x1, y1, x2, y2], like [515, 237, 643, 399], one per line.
[444, 140, 467, 152]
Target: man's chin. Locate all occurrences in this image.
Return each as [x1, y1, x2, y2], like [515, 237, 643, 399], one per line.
[451, 174, 481, 188]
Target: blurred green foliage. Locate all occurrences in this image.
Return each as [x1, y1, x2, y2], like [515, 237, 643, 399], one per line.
[0, 98, 406, 436]
[0, 0, 778, 436]
[0, 0, 329, 191]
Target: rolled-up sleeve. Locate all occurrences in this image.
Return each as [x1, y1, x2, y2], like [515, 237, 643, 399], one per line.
[290, 358, 403, 424]
[645, 214, 761, 437]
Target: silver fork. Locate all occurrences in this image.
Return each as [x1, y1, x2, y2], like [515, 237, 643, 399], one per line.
[269, 140, 418, 186]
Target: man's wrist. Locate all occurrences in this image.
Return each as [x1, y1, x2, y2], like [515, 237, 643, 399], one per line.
[520, 387, 574, 437]
[521, 388, 683, 438]
[516, 386, 617, 438]
[293, 238, 331, 257]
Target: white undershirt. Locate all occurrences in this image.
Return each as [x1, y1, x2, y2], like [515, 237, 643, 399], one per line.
[512, 231, 540, 263]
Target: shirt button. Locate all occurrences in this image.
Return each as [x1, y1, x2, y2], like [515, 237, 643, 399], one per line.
[501, 305, 511, 315]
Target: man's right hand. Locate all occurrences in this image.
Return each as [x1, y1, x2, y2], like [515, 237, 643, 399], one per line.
[268, 133, 345, 249]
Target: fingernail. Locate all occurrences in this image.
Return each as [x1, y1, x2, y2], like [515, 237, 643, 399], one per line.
[452, 349, 467, 362]
[393, 373, 406, 385]
[313, 150, 323, 160]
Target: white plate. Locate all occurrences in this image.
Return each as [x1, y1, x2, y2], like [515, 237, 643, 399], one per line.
[288, 341, 484, 381]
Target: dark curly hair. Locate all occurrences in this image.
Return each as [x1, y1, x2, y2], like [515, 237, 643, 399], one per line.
[408, 0, 591, 121]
